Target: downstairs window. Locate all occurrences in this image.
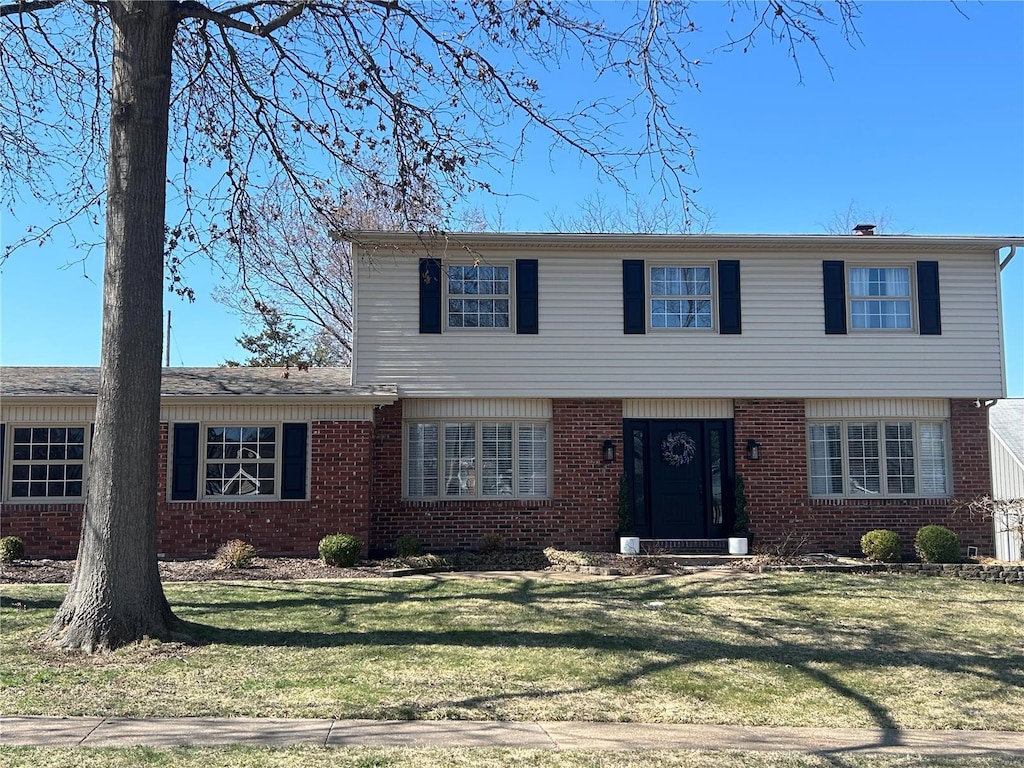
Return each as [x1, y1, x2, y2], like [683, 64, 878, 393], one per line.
[808, 420, 949, 498]
[406, 420, 550, 499]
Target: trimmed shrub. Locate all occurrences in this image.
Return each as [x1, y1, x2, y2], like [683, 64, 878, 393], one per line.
[0, 536, 25, 563]
[394, 535, 423, 558]
[319, 534, 362, 567]
[860, 529, 902, 563]
[479, 533, 506, 554]
[914, 525, 961, 564]
[216, 539, 257, 569]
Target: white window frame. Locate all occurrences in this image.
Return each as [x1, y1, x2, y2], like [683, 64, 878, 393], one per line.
[807, 419, 951, 499]
[404, 419, 551, 500]
[5, 424, 90, 503]
[201, 423, 281, 500]
[647, 263, 716, 331]
[847, 264, 916, 332]
[444, 262, 514, 331]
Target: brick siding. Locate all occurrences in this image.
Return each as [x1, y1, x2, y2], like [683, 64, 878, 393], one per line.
[369, 399, 621, 555]
[4, 399, 995, 559]
[733, 398, 993, 556]
[3, 420, 372, 558]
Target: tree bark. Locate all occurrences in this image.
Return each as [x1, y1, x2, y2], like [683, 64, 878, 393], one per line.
[48, 0, 177, 652]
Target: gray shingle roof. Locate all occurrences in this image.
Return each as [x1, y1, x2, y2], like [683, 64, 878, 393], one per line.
[990, 399, 1024, 465]
[0, 367, 396, 401]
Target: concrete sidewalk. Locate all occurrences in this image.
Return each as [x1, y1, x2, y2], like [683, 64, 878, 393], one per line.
[2, 717, 1022, 757]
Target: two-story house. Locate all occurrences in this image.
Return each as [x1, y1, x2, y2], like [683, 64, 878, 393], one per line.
[352, 232, 1015, 556]
[1, 232, 1017, 558]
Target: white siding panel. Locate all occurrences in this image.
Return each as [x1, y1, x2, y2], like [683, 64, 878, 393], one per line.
[403, 398, 552, 419]
[991, 433, 1024, 561]
[623, 399, 733, 419]
[1, 405, 96, 422]
[160, 404, 376, 422]
[355, 247, 1004, 399]
[806, 399, 950, 419]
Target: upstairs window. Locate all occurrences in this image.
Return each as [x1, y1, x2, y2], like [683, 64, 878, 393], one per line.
[446, 265, 511, 329]
[849, 267, 912, 330]
[9, 426, 87, 500]
[650, 265, 714, 329]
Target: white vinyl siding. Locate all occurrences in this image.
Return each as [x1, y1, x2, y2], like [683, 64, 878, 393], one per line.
[405, 420, 551, 500]
[808, 419, 950, 498]
[354, 245, 1004, 398]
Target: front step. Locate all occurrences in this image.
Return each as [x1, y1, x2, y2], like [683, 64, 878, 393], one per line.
[637, 538, 729, 555]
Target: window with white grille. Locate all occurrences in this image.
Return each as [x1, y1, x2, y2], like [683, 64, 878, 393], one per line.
[406, 420, 551, 499]
[807, 420, 949, 498]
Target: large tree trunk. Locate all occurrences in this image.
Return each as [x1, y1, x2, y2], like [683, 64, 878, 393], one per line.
[48, 1, 178, 652]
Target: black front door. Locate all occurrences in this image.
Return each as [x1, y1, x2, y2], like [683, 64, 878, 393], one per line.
[649, 420, 704, 538]
[625, 419, 733, 539]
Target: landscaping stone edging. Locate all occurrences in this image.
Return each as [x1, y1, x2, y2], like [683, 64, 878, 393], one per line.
[548, 561, 1024, 585]
[882, 562, 1024, 585]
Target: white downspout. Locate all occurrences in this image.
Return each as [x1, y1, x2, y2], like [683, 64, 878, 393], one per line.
[1000, 245, 1017, 271]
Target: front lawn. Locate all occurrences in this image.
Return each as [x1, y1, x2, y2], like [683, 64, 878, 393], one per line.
[1, 747, 1022, 768]
[2, 571, 1021, 730]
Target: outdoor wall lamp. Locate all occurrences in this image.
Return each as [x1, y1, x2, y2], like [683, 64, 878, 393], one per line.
[602, 439, 617, 463]
[745, 439, 762, 461]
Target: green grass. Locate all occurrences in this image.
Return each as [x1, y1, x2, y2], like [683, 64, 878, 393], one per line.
[1, 748, 1022, 768]
[2, 572, 1022, 730]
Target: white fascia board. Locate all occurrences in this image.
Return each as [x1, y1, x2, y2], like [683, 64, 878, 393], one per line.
[348, 231, 1024, 255]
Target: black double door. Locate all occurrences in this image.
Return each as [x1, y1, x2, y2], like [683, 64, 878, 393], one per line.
[624, 419, 733, 539]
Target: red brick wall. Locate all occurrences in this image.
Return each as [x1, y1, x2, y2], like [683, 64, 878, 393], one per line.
[369, 399, 621, 554]
[5, 399, 994, 560]
[734, 399, 993, 557]
[3, 420, 373, 559]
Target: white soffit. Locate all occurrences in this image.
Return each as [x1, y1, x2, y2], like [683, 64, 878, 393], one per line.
[402, 398, 553, 419]
[623, 399, 734, 419]
[806, 399, 950, 419]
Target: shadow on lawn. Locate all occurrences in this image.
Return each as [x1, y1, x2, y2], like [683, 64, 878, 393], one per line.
[171, 576, 1024, 736]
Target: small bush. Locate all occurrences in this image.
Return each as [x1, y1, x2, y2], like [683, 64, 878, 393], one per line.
[478, 533, 506, 553]
[0, 536, 25, 563]
[216, 539, 256, 569]
[394, 535, 423, 558]
[319, 533, 362, 567]
[914, 525, 961, 563]
[860, 529, 902, 563]
[543, 547, 601, 566]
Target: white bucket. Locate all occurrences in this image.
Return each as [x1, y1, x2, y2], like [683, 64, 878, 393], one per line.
[620, 536, 641, 556]
[728, 537, 749, 555]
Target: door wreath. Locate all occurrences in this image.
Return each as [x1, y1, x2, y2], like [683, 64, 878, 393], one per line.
[661, 430, 696, 466]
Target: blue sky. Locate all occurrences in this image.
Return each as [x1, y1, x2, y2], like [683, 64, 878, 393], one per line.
[2, 1, 1022, 394]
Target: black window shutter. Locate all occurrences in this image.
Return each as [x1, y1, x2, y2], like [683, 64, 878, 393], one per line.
[717, 260, 742, 334]
[0, 423, 5, 501]
[419, 258, 442, 334]
[281, 423, 308, 500]
[515, 259, 539, 334]
[917, 261, 942, 335]
[822, 260, 848, 335]
[171, 423, 200, 501]
[623, 259, 646, 334]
